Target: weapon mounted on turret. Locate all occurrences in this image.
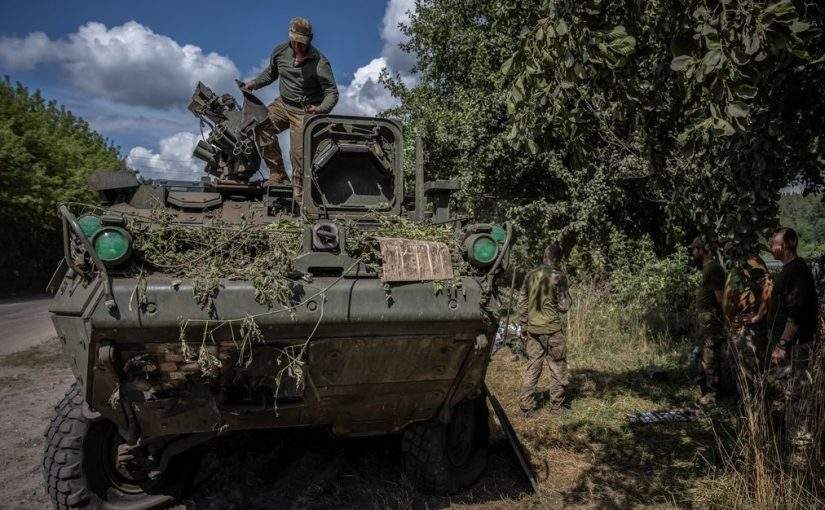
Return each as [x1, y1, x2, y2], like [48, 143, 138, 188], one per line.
[187, 81, 269, 184]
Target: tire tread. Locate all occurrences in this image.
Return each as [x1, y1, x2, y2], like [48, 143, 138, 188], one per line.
[43, 383, 90, 509]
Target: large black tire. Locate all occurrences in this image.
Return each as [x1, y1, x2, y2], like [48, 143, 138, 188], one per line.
[43, 383, 200, 509]
[401, 396, 490, 494]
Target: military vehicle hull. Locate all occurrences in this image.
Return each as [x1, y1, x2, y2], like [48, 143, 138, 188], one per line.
[51, 273, 493, 439]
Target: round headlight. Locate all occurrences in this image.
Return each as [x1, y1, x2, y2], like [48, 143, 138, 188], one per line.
[92, 227, 132, 266]
[77, 215, 102, 238]
[464, 233, 498, 267]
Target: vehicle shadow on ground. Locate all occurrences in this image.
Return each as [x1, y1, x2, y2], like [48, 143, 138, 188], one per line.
[179, 426, 532, 509]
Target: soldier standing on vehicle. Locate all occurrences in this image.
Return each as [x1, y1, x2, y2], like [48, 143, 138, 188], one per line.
[518, 244, 572, 415]
[767, 227, 819, 469]
[722, 254, 774, 390]
[691, 237, 726, 406]
[241, 17, 339, 202]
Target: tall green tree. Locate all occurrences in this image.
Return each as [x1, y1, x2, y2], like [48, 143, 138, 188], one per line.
[502, 0, 825, 257]
[0, 78, 124, 290]
[389, 0, 825, 268]
[384, 0, 555, 264]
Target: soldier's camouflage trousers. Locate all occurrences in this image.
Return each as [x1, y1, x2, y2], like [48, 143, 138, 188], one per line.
[697, 312, 725, 399]
[255, 98, 309, 203]
[768, 341, 819, 470]
[519, 332, 568, 411]
[699, 334, 726, 399]
[728, 325, 767, 394]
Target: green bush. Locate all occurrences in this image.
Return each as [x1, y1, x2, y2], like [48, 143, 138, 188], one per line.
[568, 233, 699, 338]
[611, 255, 697, 335]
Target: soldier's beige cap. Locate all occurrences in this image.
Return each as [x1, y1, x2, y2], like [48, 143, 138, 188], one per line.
[289, 17, 312, 44]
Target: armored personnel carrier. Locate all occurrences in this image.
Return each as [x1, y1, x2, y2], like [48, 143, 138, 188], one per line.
[43, 83, 512, 508]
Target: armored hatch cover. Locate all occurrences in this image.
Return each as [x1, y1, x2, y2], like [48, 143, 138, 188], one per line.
[166, 191, 222, 210]
[302, 115, 403, 219]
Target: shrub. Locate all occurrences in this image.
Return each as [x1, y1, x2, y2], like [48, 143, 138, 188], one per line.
[568, 233, 699, 338]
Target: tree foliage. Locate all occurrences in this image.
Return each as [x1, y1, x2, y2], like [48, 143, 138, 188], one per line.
[0, 78, 124, 288]
[779, 193, 825, 256]
[389, 0, 825, 269]
[384, 0, 551, 265]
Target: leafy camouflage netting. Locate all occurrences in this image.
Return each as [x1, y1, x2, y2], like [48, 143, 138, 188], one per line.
[69, 203, 471, 309]
[67, 203, 471, 395]
[127, 207, 304, 310]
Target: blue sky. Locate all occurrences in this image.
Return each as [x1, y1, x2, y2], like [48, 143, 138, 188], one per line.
[0, 0, 416, 179]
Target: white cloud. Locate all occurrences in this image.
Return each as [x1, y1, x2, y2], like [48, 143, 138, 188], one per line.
[336, 0, 417, 116]
[0, 32, 52, 69]
[380, 0, 417, 74]
[126, 129, 291, 181]
[126, 131, 205, 181]
[0, 21, 239, 108]
[336, 57, 397, 117]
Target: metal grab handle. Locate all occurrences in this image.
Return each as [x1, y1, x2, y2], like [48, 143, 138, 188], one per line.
[58, 205, 116, 309]
[482, 221, 513, 296]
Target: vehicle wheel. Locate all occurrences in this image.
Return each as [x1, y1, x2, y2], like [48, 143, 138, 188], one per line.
[401, 396, 489, 494]
[43, 383, 200, 509]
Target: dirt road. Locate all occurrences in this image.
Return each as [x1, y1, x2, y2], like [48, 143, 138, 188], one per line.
[0, 298, 531, 510]
[0, 296, 70, 509]
[0, 296, 56, 356]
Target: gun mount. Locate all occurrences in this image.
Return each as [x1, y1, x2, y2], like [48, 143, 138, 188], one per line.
[187, 81, 269, 184]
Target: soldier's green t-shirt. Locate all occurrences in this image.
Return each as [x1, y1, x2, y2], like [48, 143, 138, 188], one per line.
[696, 260, 725, 314]
[518, 265, 571, 335]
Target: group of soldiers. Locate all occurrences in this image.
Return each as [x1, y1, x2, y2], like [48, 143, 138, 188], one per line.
[693, 227, 820, 467]
[514, 228, 820, 468]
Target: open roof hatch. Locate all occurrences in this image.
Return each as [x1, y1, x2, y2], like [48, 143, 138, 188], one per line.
[302, 115, 403, 219]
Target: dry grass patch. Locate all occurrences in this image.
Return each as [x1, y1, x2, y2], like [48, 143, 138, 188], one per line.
[486, 282, 718, 508]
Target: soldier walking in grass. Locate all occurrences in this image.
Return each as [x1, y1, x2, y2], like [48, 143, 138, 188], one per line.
[241, 17, 339, 202]
[766, 227, 819, 470]
[518, 244, 572, 415]
[691, 237, 727, 406]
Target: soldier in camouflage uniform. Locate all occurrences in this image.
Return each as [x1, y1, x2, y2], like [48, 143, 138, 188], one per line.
[241, 17, 339, 203]
[691, 237, 727, 406]
[767, 228, 819, 470]
[518, 244, 572, 414]
[722, 255, 773, 391]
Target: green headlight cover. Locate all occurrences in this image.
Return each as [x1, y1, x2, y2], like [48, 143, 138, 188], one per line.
[472, 236, 498, 264]
[93, 228, 131, 264]
[77, 215, 102, 238]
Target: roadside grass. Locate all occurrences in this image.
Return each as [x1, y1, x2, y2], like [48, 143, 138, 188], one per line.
[690, 342, 825, 510]
[486, 282, 722, 508]
[487, 280, 825, 509]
